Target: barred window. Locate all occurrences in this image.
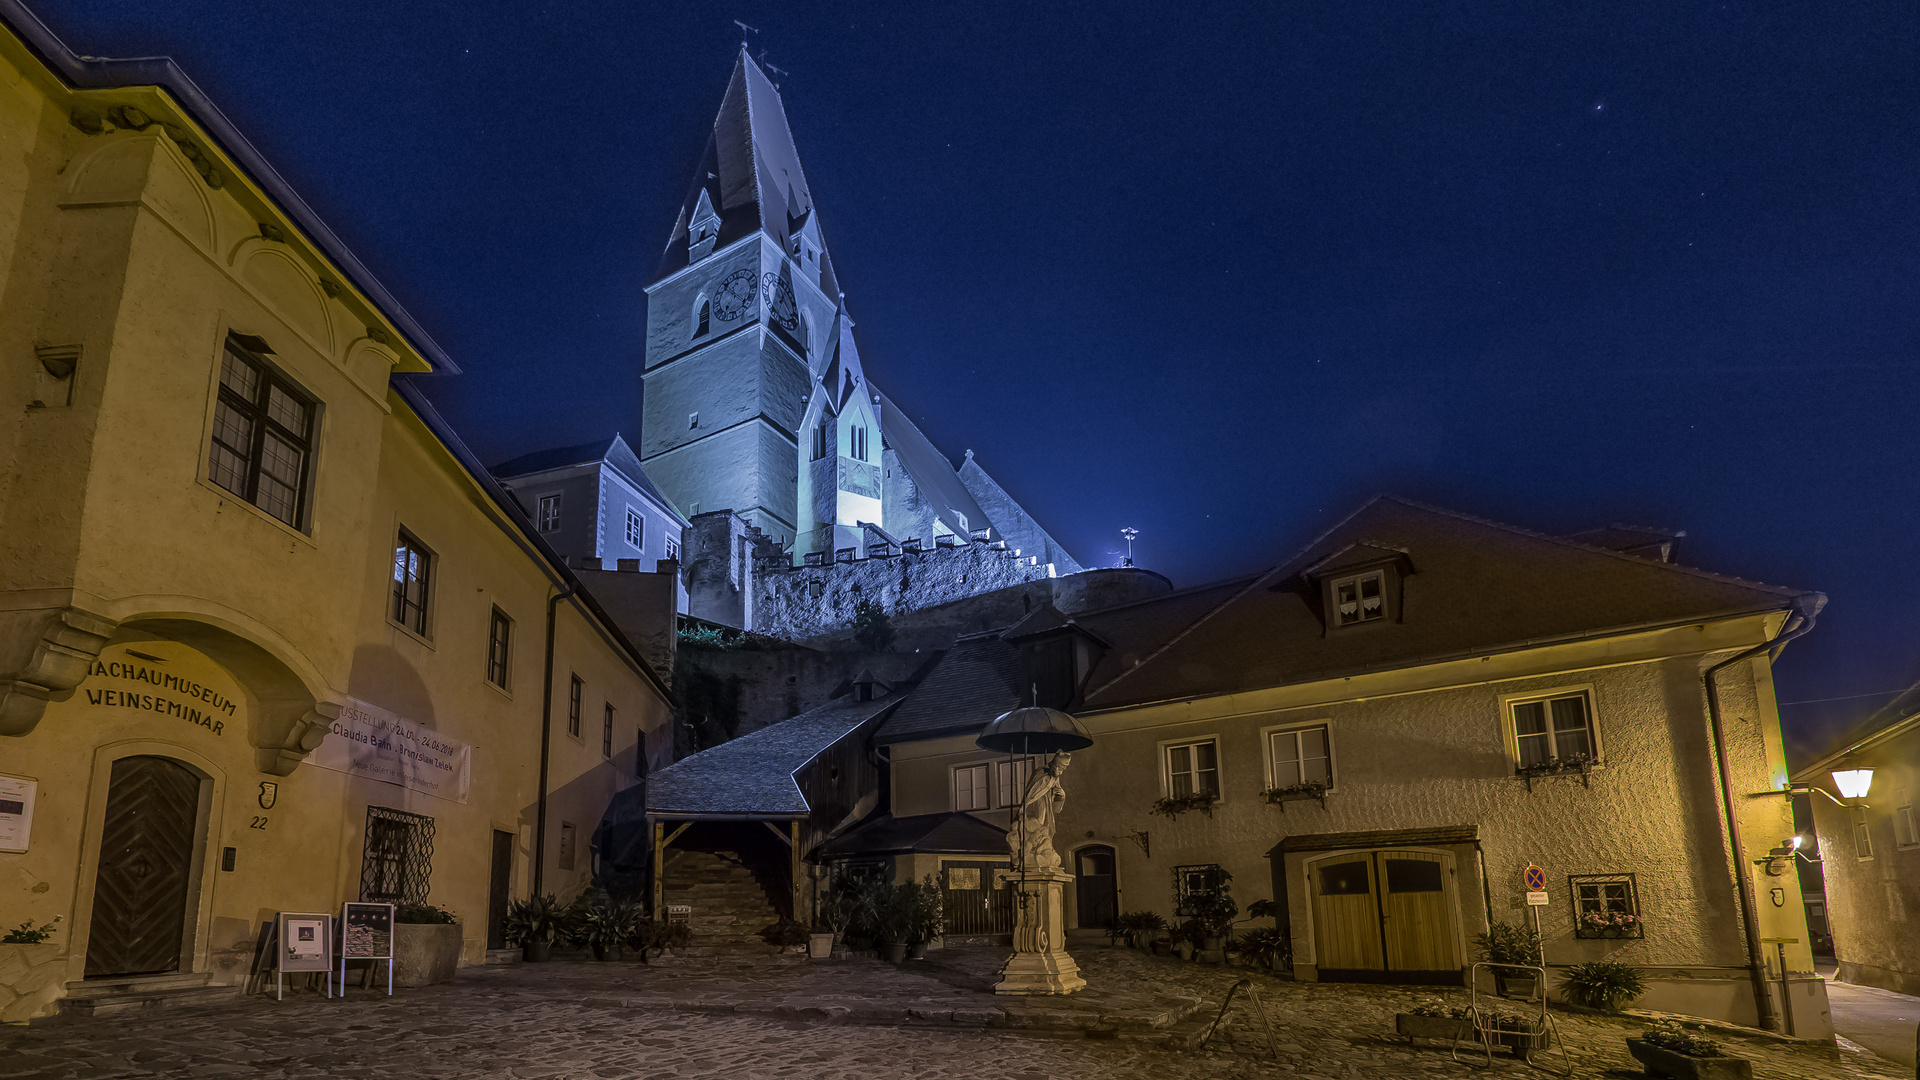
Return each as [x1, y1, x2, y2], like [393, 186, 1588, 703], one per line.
[568, 675, 583, 737]
[486, 607, 512, 688]
[359, 806, 434, 904]
[392, 531, 432, 635]
[208, 335, 315, 528]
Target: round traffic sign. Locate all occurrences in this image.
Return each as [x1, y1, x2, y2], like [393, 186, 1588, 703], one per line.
[1524, 864, 1547, 891]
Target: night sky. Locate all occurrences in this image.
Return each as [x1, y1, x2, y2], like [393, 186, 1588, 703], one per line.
[30, 2, 1918, 763]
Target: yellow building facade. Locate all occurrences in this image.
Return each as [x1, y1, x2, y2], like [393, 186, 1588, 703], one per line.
[0, 11, 671, 1020]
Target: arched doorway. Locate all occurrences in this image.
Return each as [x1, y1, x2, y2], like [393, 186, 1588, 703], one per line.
[1074, 845, 1117, 929]
[84, 756, 206, 978]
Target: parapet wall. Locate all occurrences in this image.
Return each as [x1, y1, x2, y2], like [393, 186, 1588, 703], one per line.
[756, 538, 1055, 642]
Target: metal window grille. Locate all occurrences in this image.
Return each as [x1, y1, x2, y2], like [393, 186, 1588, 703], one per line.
[487, 608, 511, 687]
[208, 336, 315, 529]
[1173, 864, 1228, 918]
[392, 532, 431, 634]
[359, 806, 434, 904]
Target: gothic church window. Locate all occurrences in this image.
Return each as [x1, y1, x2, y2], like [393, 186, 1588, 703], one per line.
[209, 334, 315, 529]
[850, 426, 868, 461]
[812, 417, 833, 461]
[695, 299, 710, 337]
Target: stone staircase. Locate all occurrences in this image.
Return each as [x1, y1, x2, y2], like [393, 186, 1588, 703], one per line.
[662, 849, 785, 952]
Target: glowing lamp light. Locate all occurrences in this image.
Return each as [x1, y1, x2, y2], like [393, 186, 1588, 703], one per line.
[1832, 769, 1875, 800]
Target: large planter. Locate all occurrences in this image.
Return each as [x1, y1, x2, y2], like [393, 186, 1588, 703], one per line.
[393, 923, 463, 987]
[880, 941, 909, 963]
[807, 933, 836, 959]
[1151, 939, 1171, 956]
[521, 940, 553, 963]
[1491, 968, 1539, 1000]
[1626, 1039, 1753, 1079]
[1396, 1013, 1470, 1043]
[907, 941, 930, 960]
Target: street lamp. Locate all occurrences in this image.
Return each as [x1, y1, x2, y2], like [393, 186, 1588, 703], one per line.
[1832, 769, 1875, 801]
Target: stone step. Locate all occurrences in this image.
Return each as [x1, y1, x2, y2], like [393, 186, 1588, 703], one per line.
[57, 974, 241, 1019]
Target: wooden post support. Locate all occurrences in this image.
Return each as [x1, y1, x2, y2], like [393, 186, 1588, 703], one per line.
[790, 819, 803, 924]
[652, 819, 665, 916]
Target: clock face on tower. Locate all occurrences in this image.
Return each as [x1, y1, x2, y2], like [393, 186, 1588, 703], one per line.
[711, 269, 757, 322]
[761, 272, 799, 333]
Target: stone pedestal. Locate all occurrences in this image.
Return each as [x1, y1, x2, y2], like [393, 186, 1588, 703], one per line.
[993, 867, 1085, 994]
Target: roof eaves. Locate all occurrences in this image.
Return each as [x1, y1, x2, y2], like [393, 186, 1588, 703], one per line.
[1, 0, 462, 376]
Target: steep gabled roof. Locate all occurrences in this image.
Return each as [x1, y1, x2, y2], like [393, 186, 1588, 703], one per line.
[874, 633, 1024, 743]
[958, 454, 1083, 573]
[490, 434, 684, 520]
[1081, 496, 1817, 710]
[874, 388, 995, 541]
[647, 693, 899, 817]
[652, 47, 840, 299]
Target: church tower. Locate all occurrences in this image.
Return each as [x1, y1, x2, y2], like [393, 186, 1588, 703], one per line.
[641, 49, 866, 557]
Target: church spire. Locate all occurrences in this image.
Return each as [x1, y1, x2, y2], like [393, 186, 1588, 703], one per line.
[654, 47, 839, 299]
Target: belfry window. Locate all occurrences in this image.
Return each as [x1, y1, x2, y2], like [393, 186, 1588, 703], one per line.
[695, 299, 710, 337]
[208, 334, 315, 529]
[850, 426, 868, 461]
[812, 417, 833, 461]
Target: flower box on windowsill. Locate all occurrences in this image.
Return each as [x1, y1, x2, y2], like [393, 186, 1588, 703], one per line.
[1260, 782, 1328, 812]
[1151, 792, 1219, 819]
[1515, 756, 1600, 792]
[1574, 917, 1643, 939]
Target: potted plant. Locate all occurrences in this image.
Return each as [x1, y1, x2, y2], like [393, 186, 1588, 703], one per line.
[1479, 1008, 1552, 1054]
[906, 875, 944, 959]
[1560, 959, 1646, 1012]
[1109, 911, 1167, 950]
[1150, 791, 1220, 819]
[1188, 886, 1238, 952]
[1396, 1000, 1471, 1043]
[1627, 1025, 1752, 1079]
[392, 902, 462, 985]
[759, 917, 810, 954]
[580, 895, 643, 961]
[1259, 780, 1328, 812]
[876, 883, 913, 962]
[1166, 922, 1195, 960]
[503, 894, 567, 962]
[1473, 921, 1542, 998]
[1235, 926, 1291, 971]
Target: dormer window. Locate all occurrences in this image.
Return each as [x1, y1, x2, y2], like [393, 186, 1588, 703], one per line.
[1333, 570, 1386, 626]
[688, 188, 721, 262]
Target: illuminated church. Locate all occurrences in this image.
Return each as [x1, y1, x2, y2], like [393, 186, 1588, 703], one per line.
[639, 49, 1081, 577]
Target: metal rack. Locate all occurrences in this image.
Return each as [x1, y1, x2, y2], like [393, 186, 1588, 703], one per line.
[1452, 963, 1569, 1074]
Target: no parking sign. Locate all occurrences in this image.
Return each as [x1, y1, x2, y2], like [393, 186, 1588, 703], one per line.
[1524, 863, 1548, 905]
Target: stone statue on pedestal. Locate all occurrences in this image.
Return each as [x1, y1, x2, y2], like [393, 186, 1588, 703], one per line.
[1008, 751, 1071, 871]
[994, 750, 1086, 994]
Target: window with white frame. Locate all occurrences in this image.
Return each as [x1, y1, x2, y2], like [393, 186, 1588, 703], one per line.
[537, 493, 561, 533]
[1268, 725, 1332, 790]
[1164, 739, 1221, 799]
[626, 507, 644, 549]
[1331, 570, 1386, 626]
[952, 764, 989, 812]
[995, 758, 1037, 807]
[1854, 806, 1875, 859]
[666, 536, 680, 561]
[1509, 690, 1597, 768]
[1896, 803, 1918, 849]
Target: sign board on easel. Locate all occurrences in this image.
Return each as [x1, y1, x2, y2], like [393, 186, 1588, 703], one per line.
[341, 902, 395, 996]
[275, 912, 333, 1001]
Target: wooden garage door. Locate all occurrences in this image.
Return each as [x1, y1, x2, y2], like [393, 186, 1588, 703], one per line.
[1311, 849, 1462, 984]
[1379, 851, 1460, 973]
[85, 756, 203, 978]
[1311, 857, 1383, 971]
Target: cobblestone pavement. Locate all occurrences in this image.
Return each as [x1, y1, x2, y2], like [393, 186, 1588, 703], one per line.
[0, 945, 1901, 1079]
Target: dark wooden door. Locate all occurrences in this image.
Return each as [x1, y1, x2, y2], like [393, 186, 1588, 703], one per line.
[940, 860, 1013, 935]
[487, 829, 514, 949]
[1074, 845, 1118, 929]
[85, 756, 202, 978]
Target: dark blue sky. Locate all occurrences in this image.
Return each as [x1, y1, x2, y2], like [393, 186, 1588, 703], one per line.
[34, 1, 1918, 762]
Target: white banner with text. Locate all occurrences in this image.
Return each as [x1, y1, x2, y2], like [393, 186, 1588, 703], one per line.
[307, 698, 471, 804]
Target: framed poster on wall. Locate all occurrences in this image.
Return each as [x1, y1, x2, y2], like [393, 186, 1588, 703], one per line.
[0, 773, 36, 853]
[274, 912, 333, 1001]
[341, 901, 395, 996]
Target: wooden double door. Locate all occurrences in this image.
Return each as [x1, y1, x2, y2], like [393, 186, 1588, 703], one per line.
[84, 756, 205, 978]
[1310, 849, 1462, 984]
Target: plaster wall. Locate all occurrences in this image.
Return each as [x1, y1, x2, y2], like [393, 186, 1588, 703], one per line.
[0, 52, 670, 1019]
[885, 617, 1823, 1033]
[1808, 731, 1920, 997]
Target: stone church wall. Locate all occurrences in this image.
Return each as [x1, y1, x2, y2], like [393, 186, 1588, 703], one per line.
[756, 539, 1054, 642]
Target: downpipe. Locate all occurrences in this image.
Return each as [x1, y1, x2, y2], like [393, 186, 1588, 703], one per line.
[531, 583, 578, 897]
[1702, 597, 1821, 1034]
